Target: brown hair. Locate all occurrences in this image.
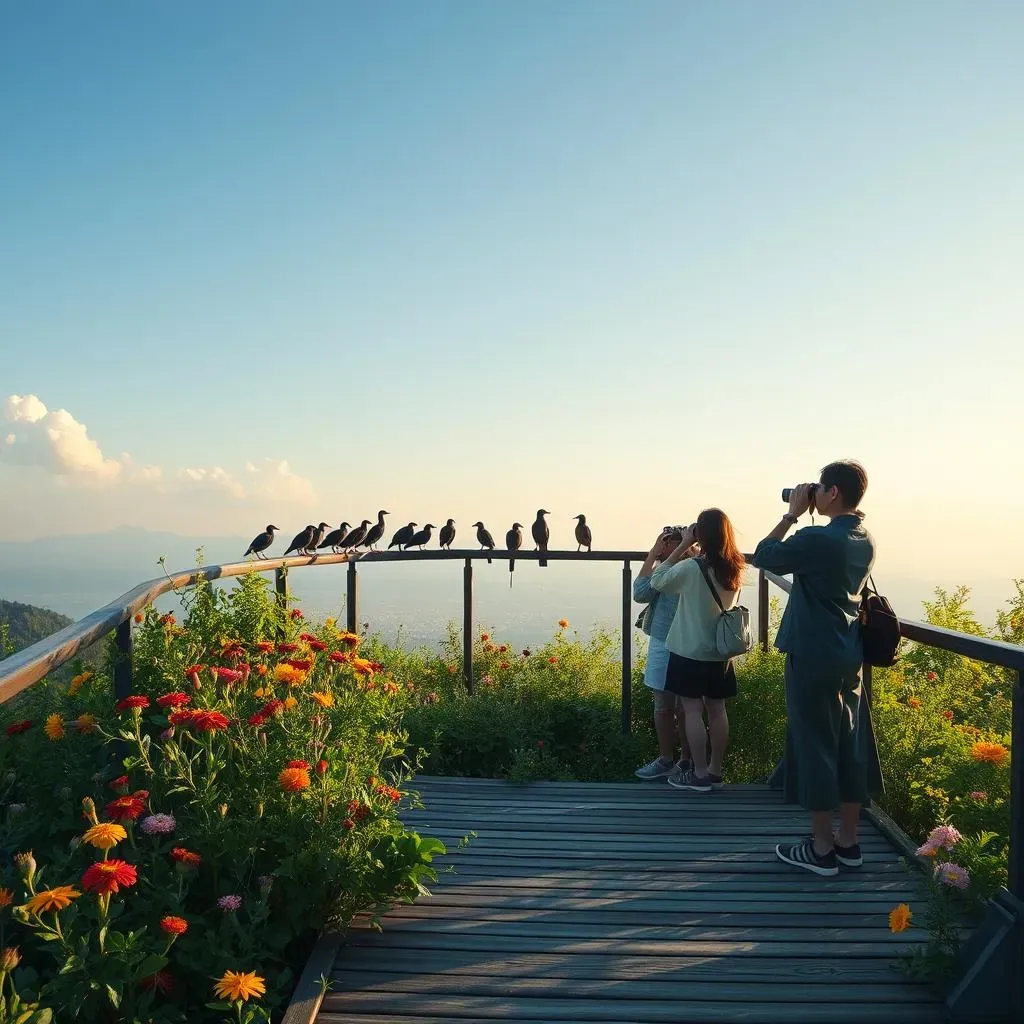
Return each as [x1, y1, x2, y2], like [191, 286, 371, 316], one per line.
[694, 508, 745, 592]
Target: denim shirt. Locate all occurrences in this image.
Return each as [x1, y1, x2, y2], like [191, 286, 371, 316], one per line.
[752, 514, 875, 669]
[633, 573, 679, 642]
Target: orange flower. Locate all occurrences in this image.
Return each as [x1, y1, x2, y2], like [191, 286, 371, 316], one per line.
[170, 847, 201, 868]
[274, 664, 307, 686]
[480, 633, 490, 642]
[971, 741, 1010, 766]
[310, 690, 334, 709]
[213, 970, 266, 1002]
[907, 697, 922, 709]
[339, 632, 361, 648]
[558, 619, 569, 629]
[44, 713, 65, 741]
[83, 822, 128, 850]
[888, 903, 912, 933]
[82, 859, 137, 895]
[279, 767, 310, 792]
[23, 886, 80, 914]
[0, 888, 12, 908]
[351, 658, 376, 676]
[283, 695, 298, 711]
[548, 656, 558, 664]
[257, 664, 268, 676]
[75, 713, 98, 733]
[160, 915, 188, 936]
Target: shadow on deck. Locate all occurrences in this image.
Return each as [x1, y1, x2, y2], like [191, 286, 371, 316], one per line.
[320, 777, 944, 1023]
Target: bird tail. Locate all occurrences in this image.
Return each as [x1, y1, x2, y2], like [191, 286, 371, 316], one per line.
[539, 548, 548, 568]
[509, 556, 515, 583]
[488, 553, 492, 565]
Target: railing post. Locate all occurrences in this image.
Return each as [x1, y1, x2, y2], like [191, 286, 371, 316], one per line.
[346, 561, 358, 634]
[463, 558, 474, 694]
[275, 567, 288, 611]
[758, 569, 769, 651]
[113, 618, 132, 701]
[1011, 668, 1023, 900]
[621, 560, 632, 735]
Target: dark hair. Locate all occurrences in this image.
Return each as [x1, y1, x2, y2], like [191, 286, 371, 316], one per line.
[820, 460, 868, 509]
[694, 508, 745, 591]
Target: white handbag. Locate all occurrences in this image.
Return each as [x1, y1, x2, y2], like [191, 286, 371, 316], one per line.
[696, 558, 753, 658]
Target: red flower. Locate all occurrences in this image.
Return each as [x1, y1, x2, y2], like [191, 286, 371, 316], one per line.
[140, 970, 174, 995]
[133, 612, 144, 623]
[256, 642, 275, 653]
[316, 759, 329, 775]
[499, 644, 509, 653]
[168, 709, 197, 727]
[282, 658, 312, 672]
[329, 650, 350, 664]
[341, 633, 360, 648]
[277, 642, 299, 653]
[343, 818, 356, 829]
[375, 783, 401, 802]
[160, 915, 188, 936]
[4, 720, 32, 736]
[548, 656, 558, 665]
[536, 740, 545, 748]
[214, 667, 244, 683]
[926, 671, 938, 682]
[943, 710, 954, 721]
[170, 847, 201, 867]
[222, 643, 246, 661]
[115, 695, 150, 713]
[346, 800, 371, 821]
[290, 609, 304, 620]
[500, 661, 511, 670]
[299, 633, 317, 643]
[308, 639, 326, 652]
[247, 699, 284, 727]
[279, 767, 310, 792]
[287, 759, 310, 770]
[159, 614, 176, 627]
[191, 711, 230, 732]
[185, 664, 206, 680]
[82, 859, 138, 894]
[157, 692, 190, 708]
[109, 775, 129, 792]
[104, 794, 147, 822]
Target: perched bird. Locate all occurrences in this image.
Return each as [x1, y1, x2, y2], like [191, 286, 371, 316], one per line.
[505, 522, 523, 588]
[319, 522, 351, 553]
[308, 522, 331, 554]
[342, 520, 372, 551]
[531, 509, 551, 567]
[439, 519, 456, 550]
[408, 523, 436, 549]
[284, 525, 315, 557]
[244, 525, 280, 560]
[573, 513, 593, 552]
[388, 522, 417, 550]
[473, 521, 495, 564]
[362, 510, 391, 551]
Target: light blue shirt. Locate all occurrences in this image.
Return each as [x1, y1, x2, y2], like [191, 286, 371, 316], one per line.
[633, 573, 679, 642]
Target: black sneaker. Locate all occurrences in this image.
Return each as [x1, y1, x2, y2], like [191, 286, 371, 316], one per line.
[667, 767, 712, 792]
[834, 840, 863, 867]
[775, 838, 838, 877]
[707, 772, 724, 789]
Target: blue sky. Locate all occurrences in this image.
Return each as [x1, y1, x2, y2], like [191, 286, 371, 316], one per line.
[2, 1, 1022, 587]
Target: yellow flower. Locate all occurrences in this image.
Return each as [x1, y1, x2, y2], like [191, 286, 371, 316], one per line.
[253, 687, 268, 698]
[0, 888, 13, 908]
[213, 970, 266, 1002]
[83, 822, 128, 851]
[75, 713, 98, 734]
[44, 713, 65, 741]
[283, 696, 298, 711]
[274, 664, 307, 686]
[23, 886, 81, 915]
[888, 903, 912, 933]
[68, 671, 93, 695]
[325, 617, 336, 629]
[970, 741, 1010, 766]
[310, 690, 335, 709]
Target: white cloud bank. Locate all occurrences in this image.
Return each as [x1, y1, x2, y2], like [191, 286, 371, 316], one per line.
[2, 394, 318, 535]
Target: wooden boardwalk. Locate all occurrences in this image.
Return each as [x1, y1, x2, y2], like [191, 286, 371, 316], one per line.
[320, 776, 944, 1024]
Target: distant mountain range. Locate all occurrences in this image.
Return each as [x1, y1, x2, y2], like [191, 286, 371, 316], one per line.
[0, 598, 73, 654]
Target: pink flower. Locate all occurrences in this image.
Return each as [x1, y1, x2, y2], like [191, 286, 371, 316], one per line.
[140, 813, 176, 835]
[969, 791, 988, 802]
[916, 841, 939, 858]
[926, 824, 962, 850]
[935, 862, 970, 890]
[217, 894, 243, 912]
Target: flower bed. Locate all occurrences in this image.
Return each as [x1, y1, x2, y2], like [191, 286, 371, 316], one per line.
[0, 574, 443, 1022]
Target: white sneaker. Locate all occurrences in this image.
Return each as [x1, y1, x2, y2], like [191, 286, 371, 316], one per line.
[634, 757, 675, 780]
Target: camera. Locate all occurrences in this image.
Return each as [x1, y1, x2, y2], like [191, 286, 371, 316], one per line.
[781, 484, 819, 503]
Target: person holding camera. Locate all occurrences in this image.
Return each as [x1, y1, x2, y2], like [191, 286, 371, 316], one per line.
[633, 526, 696, 779]
[650, 509, 746, 793]
[751, 460, 878, 877]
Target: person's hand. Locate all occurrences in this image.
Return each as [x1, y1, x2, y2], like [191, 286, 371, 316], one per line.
[649, 531, 670, 557]
[677, 523, 697, 549]
[788, 483, 814, 518]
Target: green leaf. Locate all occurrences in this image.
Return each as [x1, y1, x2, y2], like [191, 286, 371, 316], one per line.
[104, 983, 121, 1009]
[136, 954, 168, 979]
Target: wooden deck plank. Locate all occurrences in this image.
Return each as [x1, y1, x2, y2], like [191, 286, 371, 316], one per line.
[317, 778, 941, 1024]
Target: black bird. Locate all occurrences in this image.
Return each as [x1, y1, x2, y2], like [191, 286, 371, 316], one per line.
[308, 522, 331, 554]
[244, 524, 280, 560]
[439, 519, 456, 550]
[319, 522, 351, 553]
[342, 519, 372, 551]
[388, 522, 417, 550]
[473, 521, 495, 564]
[531, 509, 550, 567]
[573, 513, 592, 553]
[362, 510, 391, 551]
[408, 523, 436, 549]
[505, 522, 523, 588]
[284, 525, 315, 557]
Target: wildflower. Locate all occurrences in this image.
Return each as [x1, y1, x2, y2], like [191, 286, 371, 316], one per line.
[425, 691, 440, 704]
[75, 713, 98, 733]
[346, 800, 371, 821]
[68, 671, 92, 694]
[340, 632, 361, 648]
[160, 614, 176, 627]
[316, 759, 329, 775]
[279, 766, 310, 792]
[256, 641, 275, 653]
[4, 720, 32, 736]
[558, 619, 569, 629]
[343, 817, 356, 829]
[23, 886, 81, 915]
[499, 644, 509, 653]
[376, 783, 401, 802]
[352, 658, 376, 676]
[1, 947, 20, 972]
[157, 692, 190, 708]
[248, 698, 284, 727]
[328, 650, 350, 664]
[290, 609, 304, 620]
[483, 642, 495, 652]
[282, 658, 313, 672]
[925, 824, 962, 850]
[109, 775, 129, 792]
[214, 970, 266, 1003]
[307, 638, 327, 652]
[926, 671, 938, 681]
[104, 794, 147, 823]
[283, 696, 298, 711]
[140, 813, 176, 835]
[287, 759, 310, 769]
[325, 617, 336, 628]
[134, 612, 143, 623]
[907, 697, 921, 709]
[218, 894, 243, 912]
[548, 656, 558, 665]
[170, 847, 201, 868]
[970, 791, 988, 802]
[935, 862, 970, 890]
[888, 904, 912, 933]
[256, 664, 268, 676]
[44, 713, 65, 741]
[83, 822, 128, 850]
[160, 727, 175, 741]
[277, 642, 299, 653]
[536, 739, 546, 748]
[310, 690, 334, 708]
[971, 741, 1009, 766]
[141, 970, 174, 995]
[0, 888, 12, 908]
[274, 663, 307, 686]
[82, 859, 138, 895]
[447, 664, 457, 674]
[480, 633, 490, 642]
[214, 667, 244, 684]
[13, 852, 36, 886]
[160, 915, 188, 936]
[499, 661, 511, 670]
[942, 710, 954, 721]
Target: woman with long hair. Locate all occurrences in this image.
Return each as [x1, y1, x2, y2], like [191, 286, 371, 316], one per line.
[650, 508, 746, 792]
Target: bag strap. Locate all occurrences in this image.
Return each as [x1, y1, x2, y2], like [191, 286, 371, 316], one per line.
[696, 558, 728, 614]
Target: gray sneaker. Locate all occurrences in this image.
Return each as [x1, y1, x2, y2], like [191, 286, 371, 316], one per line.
[707, 772, 725, 789]
[634, 756, 675, 780]
[667, 767, 713, 792]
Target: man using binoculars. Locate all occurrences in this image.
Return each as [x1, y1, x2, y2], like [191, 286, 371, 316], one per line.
[752, 460, 880, 877]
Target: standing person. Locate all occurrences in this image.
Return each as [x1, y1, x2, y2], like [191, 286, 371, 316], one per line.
[751, 460, 879, 877]
[633, 527, 695, 779]
[650, 509, 745, 793]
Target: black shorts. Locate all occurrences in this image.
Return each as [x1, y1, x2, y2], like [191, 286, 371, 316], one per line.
[664, 652, 737, 700]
